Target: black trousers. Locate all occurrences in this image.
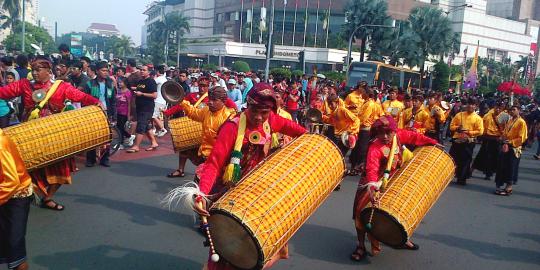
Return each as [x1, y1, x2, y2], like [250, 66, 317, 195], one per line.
[495, 149, 521, 188]
[350, 129, 370, 169]
[426, 130, 441, 143]
[449, 142, 475, 183]
[0, 196, 32, 269]
[86, 147, 110, 165]
[116, 114, 131, 140]
[472, 137, 500, 177]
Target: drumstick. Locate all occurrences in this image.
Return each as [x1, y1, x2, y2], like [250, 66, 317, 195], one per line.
[198, 201, 220, 262]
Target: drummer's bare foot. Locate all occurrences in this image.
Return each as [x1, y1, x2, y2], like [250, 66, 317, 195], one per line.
[351, 246, 367, 261]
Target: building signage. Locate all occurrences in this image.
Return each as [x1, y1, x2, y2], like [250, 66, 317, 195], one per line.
[254, 49, 299, 58]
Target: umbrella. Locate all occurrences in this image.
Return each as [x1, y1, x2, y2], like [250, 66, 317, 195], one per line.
[497, 81, 532, 96]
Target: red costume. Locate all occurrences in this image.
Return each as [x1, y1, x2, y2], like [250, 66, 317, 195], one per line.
[198, 112, 306, 195]
[0, 78, 100, 192]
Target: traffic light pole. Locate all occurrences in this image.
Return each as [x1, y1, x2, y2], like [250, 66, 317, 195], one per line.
[264, 0, 275, 82]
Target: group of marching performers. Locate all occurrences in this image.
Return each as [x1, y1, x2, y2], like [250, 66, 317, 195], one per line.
[0, 56, 531, 270]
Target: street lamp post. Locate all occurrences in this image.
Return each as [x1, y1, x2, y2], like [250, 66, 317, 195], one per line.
[21, 0, 26, 52]
[264, 0, 275, 82]
[345, 23, 395, 70]
[444, 4, 472, 15]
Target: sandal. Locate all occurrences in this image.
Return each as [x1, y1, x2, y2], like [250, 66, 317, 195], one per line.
[40, 199, 64, 211]
[350, 246, 367, 261]
[396, 242, 419, 250]
[167, 169, 185, 178]
[504, 188, 513, 195]
[145, 145, 159, 151]
[494, 189, 509, 196]
[126, 148, 139, 153]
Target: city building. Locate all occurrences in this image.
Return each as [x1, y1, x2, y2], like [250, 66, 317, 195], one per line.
[142, 0, 429, 72]
[486, 0, 540, 20]
[87, 23, 121, 37]
[0, 0, 39, 43]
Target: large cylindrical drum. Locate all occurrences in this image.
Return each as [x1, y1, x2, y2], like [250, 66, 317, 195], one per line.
[209, 134, 345, 270]
[168, 117, 202, 152]
[360, 146, 455, 247]
[2, 106, 110, 170]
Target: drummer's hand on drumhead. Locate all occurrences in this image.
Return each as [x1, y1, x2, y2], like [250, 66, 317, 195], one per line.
[194, 199, 210, 217]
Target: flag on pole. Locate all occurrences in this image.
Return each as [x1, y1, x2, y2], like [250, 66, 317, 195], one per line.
[406, 78, 412, 95]
[463, 42, 479, 90]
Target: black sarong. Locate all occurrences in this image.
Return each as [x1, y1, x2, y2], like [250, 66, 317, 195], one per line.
[449, 142, 475, 183]
[472, 136, 500, 177]
[495, 149, 521, 188]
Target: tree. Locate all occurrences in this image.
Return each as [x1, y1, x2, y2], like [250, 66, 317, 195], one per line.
[202, 63, 218, 72]
[343, 0, 393, 62]
[0, 0, 30, 30]
[148, 12, 190, 65]
[2, 21, 54, 53]
[110, 35, 135, 59]
[407, 6, 454, 73]
[270, 67, 292, 79]
[232, 60, 250, 72]
[431, 62, 450, 91]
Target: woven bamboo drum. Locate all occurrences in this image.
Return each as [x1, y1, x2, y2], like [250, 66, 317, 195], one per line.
[2, 106, 110, 171]
[360, 146, 455, 247]
[168, 117, 202, 152]
[209, 134, 345, 270]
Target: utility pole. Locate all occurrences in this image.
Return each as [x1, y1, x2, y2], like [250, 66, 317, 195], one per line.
[264, 0, 275, 82]
[21, 0, 26, 52]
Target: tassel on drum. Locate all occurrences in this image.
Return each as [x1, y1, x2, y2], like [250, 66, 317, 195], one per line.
[197, 199, 220, 262]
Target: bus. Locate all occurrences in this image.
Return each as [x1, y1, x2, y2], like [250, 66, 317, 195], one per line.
[346, 61, 421, 90]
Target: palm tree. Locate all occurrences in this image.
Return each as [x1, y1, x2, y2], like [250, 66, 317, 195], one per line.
[150, 12, 190, 65]
[111, 35, 135, 59]
[343, 0, 392, 62]
[0, 0, 30, 30]
[407, 6, 454, 73]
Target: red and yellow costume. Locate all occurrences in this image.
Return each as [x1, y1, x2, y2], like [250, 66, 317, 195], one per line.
[163, 92, 237, 117]
[197, 84, 306, 270]
[0, 78, 99, 193]
[352, 116, 437, 256]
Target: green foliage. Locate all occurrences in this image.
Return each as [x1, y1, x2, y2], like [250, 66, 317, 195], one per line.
[431, 62, 450, 92]
[407, 6, 454, 71]
[232, 61, 250, 72]
[292, 70, 304, 79]
[2, 21, 55, 53]
[270, 67, 292, 79]
[147, 12, 190, 65]
[322, 71, 346, 82]
[202, 63, 218, 72]
[344, 0, 392, 61]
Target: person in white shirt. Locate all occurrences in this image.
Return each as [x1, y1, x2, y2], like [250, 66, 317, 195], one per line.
[211, 73, 227, 88]
[153, 65, 168, 137]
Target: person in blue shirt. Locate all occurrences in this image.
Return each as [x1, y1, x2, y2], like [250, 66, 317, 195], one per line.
[226, 78, 243, 111]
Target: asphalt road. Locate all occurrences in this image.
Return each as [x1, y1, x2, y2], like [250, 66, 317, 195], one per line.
[25, 138, 540, 270]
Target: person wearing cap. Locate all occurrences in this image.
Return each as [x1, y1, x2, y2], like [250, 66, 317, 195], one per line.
[0, 58, 101, 211]
[351, 115, 438, 262]
[210, 73, 226, 88]
[494, 104, 527, 196]
[424, 93, 447, 143]
[226, 78, 242, 110]
[399, 95, 430, 135]
[349, 87, 384, 176]
[382, 88, 405, 123]
[449, 98, 484, 185]
[167, 86, 236, 177]
[472, 102, 505, 180]
[193, 83, 306, 270]
[163, 77, 237, 178]
[344, 81, 366, 116]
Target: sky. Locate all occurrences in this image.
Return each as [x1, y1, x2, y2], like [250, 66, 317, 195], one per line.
[39, 0, 150, 45]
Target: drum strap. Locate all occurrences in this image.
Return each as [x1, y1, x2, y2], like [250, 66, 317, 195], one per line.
[28, 80, 63, 121]
[194, 92, 208, 108]
[381, 135, 398, 191]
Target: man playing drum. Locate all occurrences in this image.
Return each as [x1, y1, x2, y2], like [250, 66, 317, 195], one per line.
[0, 58, 100, 211]
[193, 83, 306, 270]
[351, 115, 439, 261]
[171, 86, 236, 175]
[163, 77, 237, 178]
